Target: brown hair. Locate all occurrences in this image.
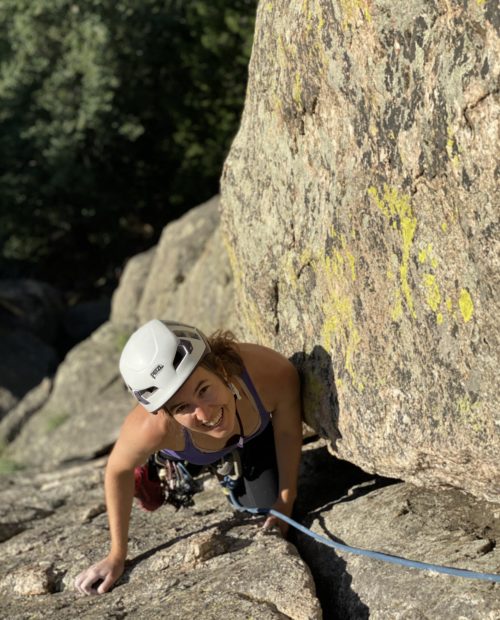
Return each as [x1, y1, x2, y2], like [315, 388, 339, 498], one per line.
[200, 329, 244, 380]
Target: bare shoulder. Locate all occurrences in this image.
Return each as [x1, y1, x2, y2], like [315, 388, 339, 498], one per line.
[237, 343, 300, 411]
[110, 404, 172, 469]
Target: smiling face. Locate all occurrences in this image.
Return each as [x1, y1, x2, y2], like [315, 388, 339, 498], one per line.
[164, 366, 237, 438]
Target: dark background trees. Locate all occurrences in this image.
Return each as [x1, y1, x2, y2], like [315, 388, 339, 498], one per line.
[0, 0, 256, 302]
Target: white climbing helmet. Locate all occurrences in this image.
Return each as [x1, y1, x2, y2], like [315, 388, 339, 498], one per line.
[119, 319, 210, 413]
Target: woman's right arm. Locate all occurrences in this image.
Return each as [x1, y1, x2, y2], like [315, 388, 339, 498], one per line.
[74, 450, 135, 595]
[75, 408, 157, 595]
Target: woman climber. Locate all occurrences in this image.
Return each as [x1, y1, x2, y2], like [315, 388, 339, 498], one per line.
[75, 319, 303, 595]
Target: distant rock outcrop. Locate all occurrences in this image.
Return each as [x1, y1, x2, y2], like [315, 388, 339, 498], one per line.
[2, 196, 235, 469]
[111, 196, 235, 334]
[0, 280, 61, 418]
[221, 0, 499, 501]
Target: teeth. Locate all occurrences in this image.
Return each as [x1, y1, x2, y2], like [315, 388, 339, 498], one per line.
[202, 410, 223, 427]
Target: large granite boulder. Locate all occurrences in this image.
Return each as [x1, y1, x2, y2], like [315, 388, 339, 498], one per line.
[220, 1, 499, 501]
[0, 460, 321, 619]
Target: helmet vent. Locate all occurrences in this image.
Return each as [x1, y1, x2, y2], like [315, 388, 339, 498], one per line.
[173, 338, 194, 370]
[133, 386, 158, 405]
[173, 346, 186, 369]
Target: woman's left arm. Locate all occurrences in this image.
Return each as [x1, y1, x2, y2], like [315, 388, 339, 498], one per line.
[266, 359, 303, 535]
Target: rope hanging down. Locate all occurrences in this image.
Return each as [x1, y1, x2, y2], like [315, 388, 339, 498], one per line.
[226, 489, 500, 584]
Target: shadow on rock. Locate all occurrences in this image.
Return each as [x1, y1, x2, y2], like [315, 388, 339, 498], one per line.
[293, 441, 399, 619]
[291, 345, 342, 451]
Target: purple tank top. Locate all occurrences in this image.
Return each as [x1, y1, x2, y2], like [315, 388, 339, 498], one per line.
[159, 368, 271, 465]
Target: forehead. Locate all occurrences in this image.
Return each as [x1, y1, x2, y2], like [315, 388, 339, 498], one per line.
[166, 366, 215, 405]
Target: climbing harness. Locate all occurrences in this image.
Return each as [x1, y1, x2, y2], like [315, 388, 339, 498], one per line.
[154, 453, 201, 509]
[134, 454, 201, 511]
[224, 489, 500, 584]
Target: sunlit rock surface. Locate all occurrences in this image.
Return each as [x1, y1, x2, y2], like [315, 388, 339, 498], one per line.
[299, 481, 500, 619]
[0, 461, 321, 619]
[221, 0, 500, 501]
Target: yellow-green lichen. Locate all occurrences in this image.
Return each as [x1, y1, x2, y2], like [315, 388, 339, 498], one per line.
[441, 222, 448, 233]
[418, 243, 435, 265]
[339, 0, 372, 28]
[459, 288, 474, 323]
[284, 253, 298, 289]
[420, 245, 446, 322]
[423, 274, 441, 313]
[292, 231, 362, 391]
[368, 185, 417, 320]
[392, 296, 403, 322]
[223, 236, 243, 290]
[302, 0, 314, 32]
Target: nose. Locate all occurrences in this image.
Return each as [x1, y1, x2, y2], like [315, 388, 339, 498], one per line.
[194, 404, 212, 423]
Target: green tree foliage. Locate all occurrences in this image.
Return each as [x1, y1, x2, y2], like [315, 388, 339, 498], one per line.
[0, 0, 256, 297]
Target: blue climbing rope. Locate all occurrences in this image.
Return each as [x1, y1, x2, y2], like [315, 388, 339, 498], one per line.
[226, 489, 500, 583]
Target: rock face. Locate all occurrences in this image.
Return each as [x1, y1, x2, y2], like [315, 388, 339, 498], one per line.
[299, 483, 500, 619]
[221, 1, 500, 500]
[0, 461, 321, 619]
[296, 444, 500, 620]
[111, 195, 237, 336]
[4, 322, 133, 467]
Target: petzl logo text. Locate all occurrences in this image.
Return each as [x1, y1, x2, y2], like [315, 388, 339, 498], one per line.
[150, 364, 164, 379]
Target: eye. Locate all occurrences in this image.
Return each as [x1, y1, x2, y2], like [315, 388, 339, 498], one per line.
[198, 384, 213, 399]
[174, 404, 189, 414]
